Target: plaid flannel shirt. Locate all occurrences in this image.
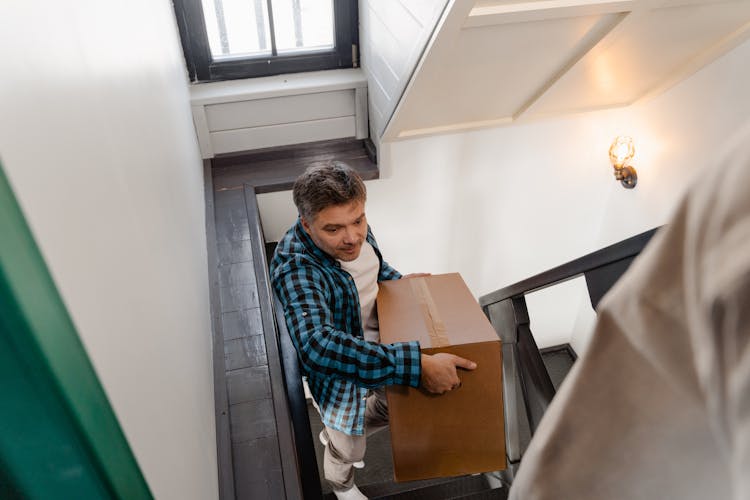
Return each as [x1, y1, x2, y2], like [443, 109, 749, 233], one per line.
[270, 219, 422, 435]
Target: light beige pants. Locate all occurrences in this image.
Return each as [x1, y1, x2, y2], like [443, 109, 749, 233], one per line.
[320, 388, 389, 492]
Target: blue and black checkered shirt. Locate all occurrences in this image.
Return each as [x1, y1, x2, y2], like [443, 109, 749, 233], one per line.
[270, 219, 422, 435]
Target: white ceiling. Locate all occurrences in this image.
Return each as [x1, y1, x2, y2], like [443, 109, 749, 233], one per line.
[383, 0, 750, 141]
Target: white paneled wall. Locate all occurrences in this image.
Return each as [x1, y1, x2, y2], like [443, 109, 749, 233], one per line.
[190, 69, 368, 158]
[359, 0, 449, 145]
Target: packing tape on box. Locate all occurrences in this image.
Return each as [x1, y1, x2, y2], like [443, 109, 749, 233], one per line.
[410, 278, 450, 347]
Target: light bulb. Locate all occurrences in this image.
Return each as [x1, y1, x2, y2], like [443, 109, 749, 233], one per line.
[609, 136, 634, 169]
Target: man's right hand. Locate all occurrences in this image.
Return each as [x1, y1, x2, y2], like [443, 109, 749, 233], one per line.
[420, 353, 477, 394]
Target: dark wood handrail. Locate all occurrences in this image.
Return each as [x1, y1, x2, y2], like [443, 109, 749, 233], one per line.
[245, 185, 306, 500]
[479, 228, 660, 306]
[480, 226, 661, 481]
[273, 296, 323, 500]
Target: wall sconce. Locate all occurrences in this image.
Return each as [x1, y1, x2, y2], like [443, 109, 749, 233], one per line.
[608, 136, 637, 189]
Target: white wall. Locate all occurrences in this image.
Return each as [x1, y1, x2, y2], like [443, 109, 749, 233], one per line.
[569, 34, 750, 353]
[190, 69, 368, 158]
[0, 2, 217, 499]
[259, 37, 750, 354]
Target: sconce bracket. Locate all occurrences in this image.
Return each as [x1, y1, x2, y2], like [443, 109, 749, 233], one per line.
[616, 166, 637, 189]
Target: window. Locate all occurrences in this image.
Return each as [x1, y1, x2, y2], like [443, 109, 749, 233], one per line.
[174, 0, 358, 82]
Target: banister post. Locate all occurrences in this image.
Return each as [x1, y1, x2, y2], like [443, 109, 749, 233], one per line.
[483, 295, 555, 480]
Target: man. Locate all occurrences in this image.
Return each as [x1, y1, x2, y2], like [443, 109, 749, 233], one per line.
[270, 162, 476, 500]
[509, 123, 750, 499]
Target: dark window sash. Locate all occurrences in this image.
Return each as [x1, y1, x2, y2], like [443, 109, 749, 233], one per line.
[173, 0, 357, 83]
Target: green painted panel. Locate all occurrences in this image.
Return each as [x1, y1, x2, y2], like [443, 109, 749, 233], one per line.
[0, 161, 152, 499]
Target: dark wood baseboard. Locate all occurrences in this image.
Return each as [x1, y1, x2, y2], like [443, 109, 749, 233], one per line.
[540, 343, 578, 361]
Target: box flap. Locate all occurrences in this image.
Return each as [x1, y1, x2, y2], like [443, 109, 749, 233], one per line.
[378, 273, 498, 347]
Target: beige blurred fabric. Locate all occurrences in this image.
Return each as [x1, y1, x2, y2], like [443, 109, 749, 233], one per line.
[509, 124, 750, 500]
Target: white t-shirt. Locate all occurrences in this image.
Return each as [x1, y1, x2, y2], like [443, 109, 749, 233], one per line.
[338, 241, 380, 342]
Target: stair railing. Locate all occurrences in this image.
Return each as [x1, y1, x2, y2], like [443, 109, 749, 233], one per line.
[479, 227, 659, 481]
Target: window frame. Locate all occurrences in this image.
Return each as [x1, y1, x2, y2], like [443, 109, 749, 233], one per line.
[173, 0, 358, 82]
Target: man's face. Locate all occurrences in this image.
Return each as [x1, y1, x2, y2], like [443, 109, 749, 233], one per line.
[301, 200, 367, 261]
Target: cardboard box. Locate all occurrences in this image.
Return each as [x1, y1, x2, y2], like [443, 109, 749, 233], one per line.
[377, 273, 506, 482]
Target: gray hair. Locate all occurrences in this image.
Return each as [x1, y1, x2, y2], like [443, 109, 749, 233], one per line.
[292, 162, 367, 221]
